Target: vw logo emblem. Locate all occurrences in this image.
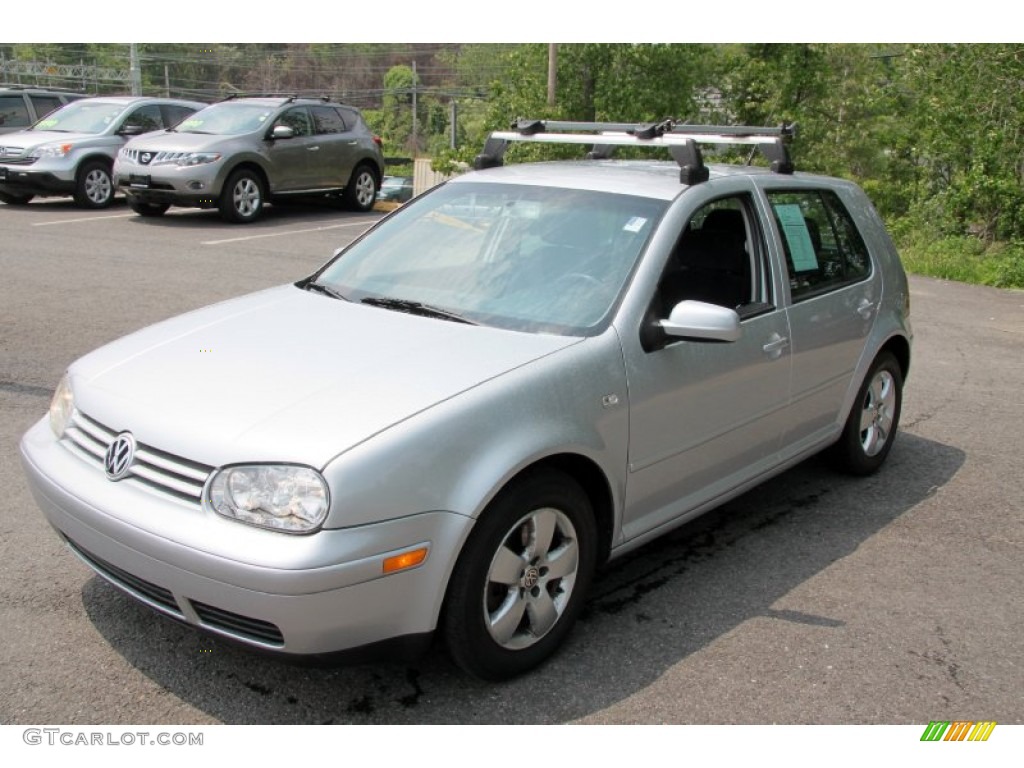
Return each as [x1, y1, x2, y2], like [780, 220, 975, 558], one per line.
[140, 152, 152, 165]
[104, 433, 136, 481]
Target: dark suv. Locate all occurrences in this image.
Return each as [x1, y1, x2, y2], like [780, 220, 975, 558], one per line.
[113, 95, 385, 223]
[0, 85, 85, 135]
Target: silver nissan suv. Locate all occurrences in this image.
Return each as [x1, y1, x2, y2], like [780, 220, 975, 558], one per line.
[113, 95, 385, 223]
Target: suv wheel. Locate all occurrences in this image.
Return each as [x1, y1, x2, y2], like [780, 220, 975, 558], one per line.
[219, 168, 265, 223]
[0, 191, 34, 205]
[343, 164, 378, 212]
[442, 469, 597, 680]
[74, 161, 114, 209]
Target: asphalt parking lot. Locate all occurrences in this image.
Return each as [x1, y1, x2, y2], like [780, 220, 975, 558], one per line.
[1, 197, 1021, 725]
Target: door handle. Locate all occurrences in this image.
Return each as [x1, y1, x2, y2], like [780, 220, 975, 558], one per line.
[307, 146, 321, 152]
[762, 334, 789, 357]
[857, 299, 876, 319]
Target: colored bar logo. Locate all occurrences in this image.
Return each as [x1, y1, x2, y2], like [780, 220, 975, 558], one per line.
[920, 721, 997, 741]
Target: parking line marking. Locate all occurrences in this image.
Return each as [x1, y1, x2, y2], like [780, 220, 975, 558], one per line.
[33, 214, 137, 226]
[202, 219, 379, 246]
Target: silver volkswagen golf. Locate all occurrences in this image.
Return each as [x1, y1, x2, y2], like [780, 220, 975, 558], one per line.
[20, 121, 911, 680]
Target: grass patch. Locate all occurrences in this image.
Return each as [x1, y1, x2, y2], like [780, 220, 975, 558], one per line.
[896, 234, 1024, 289]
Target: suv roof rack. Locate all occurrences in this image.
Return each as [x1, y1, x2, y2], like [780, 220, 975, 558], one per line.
[474, 118, 796, 184]
[219, 92, 332, 103]
[0, 83, 82, 93]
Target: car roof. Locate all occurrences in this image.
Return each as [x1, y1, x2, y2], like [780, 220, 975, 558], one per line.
[71, 95, 205, 106]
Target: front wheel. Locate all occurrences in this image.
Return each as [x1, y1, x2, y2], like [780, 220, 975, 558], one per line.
[830, 351, 903, 475]
[342, 164, 378, 212]
[443, 469, 597, 680]
[219, 168, 265, 223]
[73, 161, 114, 208]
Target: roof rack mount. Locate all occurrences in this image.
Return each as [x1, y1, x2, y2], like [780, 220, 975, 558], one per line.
[473, 118, 796, 181]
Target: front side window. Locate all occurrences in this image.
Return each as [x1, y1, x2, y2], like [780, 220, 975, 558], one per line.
[275, 107, 312, 137]
[123, 104, 164, 132]
[312, 182, 668, 335]
[0, 96, 30, 129]
[767, 189, 872, 301]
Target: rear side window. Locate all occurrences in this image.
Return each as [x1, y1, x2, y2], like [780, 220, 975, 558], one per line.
[162, 104, 198, 127]
[312, 106, 348, 134]
[0, 96, 30, 129]
[767, 189, 872, 302]
[29, 95, 62, 120]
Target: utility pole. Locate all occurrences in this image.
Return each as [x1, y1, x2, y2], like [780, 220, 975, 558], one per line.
[411, 60, 418, 154]
[450, 100, 458, 149]
[547, 44, 557, 106]
[129, 43, 142, 95]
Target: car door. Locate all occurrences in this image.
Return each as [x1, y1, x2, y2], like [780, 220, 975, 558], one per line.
[760, 186, 881, 452]
[310, 105, 351, 189]
[620, 189, 793, 542]
[265, 106, 318, 191]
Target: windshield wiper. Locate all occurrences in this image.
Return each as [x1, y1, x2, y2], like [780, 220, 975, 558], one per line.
[361, 297, 477, 325]
[302, 281, 349, 301]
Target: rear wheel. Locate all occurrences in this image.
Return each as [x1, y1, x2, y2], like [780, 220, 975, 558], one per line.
[830, 351, 903, 475]
[443, 469, 596, 680]
[74, 160, 114, 208]
[129, 199, 170, 217]
[0, 191, 33, 205]
[219, 168, 265, 223]
[343, 164, 378, 212]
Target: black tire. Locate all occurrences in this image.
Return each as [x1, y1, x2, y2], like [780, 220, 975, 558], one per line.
[219, 168, 265, 223]
[342, 163, 378, 212]
[128, 199, 170, 217]
[0, 191, 33, 205]
[829, 351, 903, 475]
[73, 160, 114, 208]
[443, 468, 597, 680]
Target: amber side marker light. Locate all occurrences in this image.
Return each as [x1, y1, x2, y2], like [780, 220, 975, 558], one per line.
[383, 547, 429, 574]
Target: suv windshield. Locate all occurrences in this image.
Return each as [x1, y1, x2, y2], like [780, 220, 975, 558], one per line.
[175, 102, 277, 135]
[314, 181, 667, 335]
[33, 100, 127, 134]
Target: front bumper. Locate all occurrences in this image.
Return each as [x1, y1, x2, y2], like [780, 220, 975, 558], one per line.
[114, 160, 224, 209]
[20, 418, 474, 656]
[0, 166, 75, 197]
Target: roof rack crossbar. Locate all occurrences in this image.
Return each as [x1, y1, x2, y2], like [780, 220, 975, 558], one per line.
[475, 119, 797, 179]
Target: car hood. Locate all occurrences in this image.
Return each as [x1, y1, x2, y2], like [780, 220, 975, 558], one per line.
[0, 130, 106, 154]
[70, 285, 581, 469]
[123, 130, 238, 154]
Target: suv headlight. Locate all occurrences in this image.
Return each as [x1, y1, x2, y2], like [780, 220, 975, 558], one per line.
[48, 374, 74, 438]
[206, 464, 329, 534]
[175, 152, 221, 167]
[30, 143, 73, 159]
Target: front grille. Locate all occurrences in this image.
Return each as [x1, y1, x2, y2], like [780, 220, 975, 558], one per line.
[0, 154, 37, 165]
[120, 149, 190, 165]
[63, 410, 213, 505]
[66, 538, 285, 648]
[192, 601, 284, 646]
[66, 538, 182, 616]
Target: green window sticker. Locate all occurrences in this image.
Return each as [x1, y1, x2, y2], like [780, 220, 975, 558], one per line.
[181, 119, 204, 129]
[37, 118, 59, 128]
[774, 204, 819, 272]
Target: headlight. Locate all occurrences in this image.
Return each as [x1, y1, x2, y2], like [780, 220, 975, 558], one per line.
[30, 143, 73, 159]
[176, 152, 221, 167]
[48, 374, 74, 438]
[206, 464, 329, 534]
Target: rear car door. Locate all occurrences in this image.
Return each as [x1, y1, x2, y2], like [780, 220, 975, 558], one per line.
[310, 105, 352, 189]
[761, 185, 880, 452]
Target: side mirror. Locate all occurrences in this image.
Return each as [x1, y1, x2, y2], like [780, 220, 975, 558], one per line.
[118, 124, 147, 136]
[270, 125, 295, 140]
[660, 300, 742, 342]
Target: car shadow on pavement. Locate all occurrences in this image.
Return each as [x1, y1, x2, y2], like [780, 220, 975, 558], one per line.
[79, 432, 964, 724]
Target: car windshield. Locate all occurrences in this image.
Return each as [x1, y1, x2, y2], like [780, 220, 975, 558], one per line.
[32, 100, 127, 134]
[313, 181, 667, 335]
[175, 103, 277, 135]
